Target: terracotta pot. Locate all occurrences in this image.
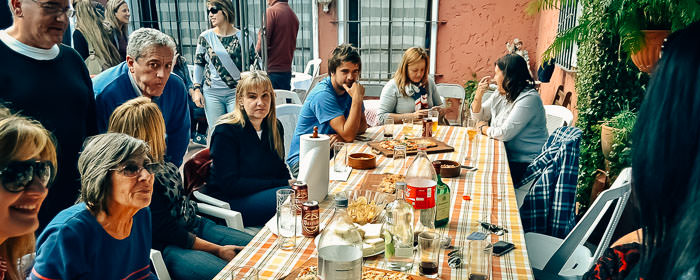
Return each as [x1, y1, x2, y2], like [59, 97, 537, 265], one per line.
[600, 124, 617, 160]
[630, 30, 670, 73]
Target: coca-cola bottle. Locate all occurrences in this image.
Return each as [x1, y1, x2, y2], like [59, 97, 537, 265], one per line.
[405, 145, 437, 234]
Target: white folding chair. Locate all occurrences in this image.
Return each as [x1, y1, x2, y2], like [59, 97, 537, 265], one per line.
[544, 105, 574, 135]
[436, 83, 466, 125]
[304, 58, 322, 78]
[275, 89, 302, 105]
[150, 249, 172, 280]
[277, 104, 303, 154]
[526, 168, 632, 279]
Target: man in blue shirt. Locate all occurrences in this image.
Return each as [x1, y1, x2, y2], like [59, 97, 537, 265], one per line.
[93, 28, 190, 166]
[287, 44, 368, 175]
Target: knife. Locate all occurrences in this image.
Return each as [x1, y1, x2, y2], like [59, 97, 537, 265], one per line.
[461, 165, 478, 171]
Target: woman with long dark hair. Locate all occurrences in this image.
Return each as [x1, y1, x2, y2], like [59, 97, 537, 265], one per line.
[584, 21, 700, 280]
[470, 54, 547, 184]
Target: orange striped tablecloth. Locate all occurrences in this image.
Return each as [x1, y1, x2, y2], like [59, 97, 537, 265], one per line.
[214, 126, 533, 280]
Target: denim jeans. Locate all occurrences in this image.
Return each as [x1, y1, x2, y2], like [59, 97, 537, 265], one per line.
[203, 86, 237, 139]
[268, 71, 292, 90]
[225, 186, 290, 227]
[162, 218, 253, 280]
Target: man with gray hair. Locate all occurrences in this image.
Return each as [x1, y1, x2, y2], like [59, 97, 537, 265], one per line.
[93, 28, 190, 166]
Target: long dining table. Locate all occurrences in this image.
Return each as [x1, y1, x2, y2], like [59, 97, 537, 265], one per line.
[214, 125, 534, 280]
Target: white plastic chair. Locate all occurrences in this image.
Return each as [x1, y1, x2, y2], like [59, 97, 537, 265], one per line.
[275, 89, 302, 105]
[277, 104, 303, 154]
[304, 58, 322, 78]
[150, 249, 172, 280]
[526, 168, 632, 279]
[436, 83, 466, 125]
[544, 105, 574, 135]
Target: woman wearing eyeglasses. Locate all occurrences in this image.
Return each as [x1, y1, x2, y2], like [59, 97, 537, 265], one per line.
[31, 133, 157, 280]
[108, 97, 253, 280]
[192, 0, 255, 140]
[0, 110, 56, 280]
[104, 0, 129, 60]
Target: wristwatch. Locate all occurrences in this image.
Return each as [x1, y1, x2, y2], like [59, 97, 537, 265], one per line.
[479, 124, 487, 135]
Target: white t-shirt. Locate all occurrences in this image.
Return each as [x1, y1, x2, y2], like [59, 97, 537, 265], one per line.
[0, 29, 60, 60]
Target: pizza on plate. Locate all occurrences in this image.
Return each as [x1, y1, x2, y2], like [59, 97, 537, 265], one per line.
[377, 139, 437, 151]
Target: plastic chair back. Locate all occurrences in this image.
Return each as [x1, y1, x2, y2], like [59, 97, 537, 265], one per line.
[277, 104, 303, 154]
[275, 89, 302, 105]
[542, 168, 632, 274]
[436, 83, 466, 125]
[304, 58, 322, 78]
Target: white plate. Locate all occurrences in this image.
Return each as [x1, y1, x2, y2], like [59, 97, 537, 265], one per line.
[314, 237, 385, 258]
[266, 214, 303, 237]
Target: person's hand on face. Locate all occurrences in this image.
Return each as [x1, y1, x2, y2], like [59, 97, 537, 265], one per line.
[126, 45, 175, 98]
[342, 81, 365, 101]
[332, 61, 361, 97]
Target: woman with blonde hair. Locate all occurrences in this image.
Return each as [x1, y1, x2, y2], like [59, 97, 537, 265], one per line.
[206, 71, 292, 227]
[377, 47, 443, 124]
[73, 0, 122, 74]
[108, 97, 252, 280]
[104, 0, 130, 60]
[0, 110, 57, 280]
[192, 0, 255, 139]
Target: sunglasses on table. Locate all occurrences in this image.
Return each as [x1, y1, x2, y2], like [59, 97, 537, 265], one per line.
[0, 160, 55, 193]
[110, 162, 162, 177]
[479, 220, 509, 236]
[208, 6, 221, 14]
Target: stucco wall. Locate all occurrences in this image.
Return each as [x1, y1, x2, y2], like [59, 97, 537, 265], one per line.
[317, 2, 338, 75]
[434, 0, 540, 85]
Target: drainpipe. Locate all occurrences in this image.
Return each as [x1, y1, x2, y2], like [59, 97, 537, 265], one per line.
[429, 0, 439, 77]
[313, 0, 319, 59]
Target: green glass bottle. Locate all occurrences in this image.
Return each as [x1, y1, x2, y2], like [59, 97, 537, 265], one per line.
[432, 162, 451, 227]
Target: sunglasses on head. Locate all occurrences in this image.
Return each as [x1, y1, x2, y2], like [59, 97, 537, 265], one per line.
[208, 6, 221, 14]
[110, 162, 162, 177]
[0, 160, 55, 193]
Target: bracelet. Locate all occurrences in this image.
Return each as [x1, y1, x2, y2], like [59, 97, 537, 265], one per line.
[478, 124, 487, 135]
[192, 84, 202, 91]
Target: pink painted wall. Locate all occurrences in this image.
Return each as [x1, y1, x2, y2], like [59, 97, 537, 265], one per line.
[317, 2, 338, 75]
[434, 0, 541, 84]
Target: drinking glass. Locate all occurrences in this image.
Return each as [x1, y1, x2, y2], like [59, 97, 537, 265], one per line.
[333, 142, 347, 172]
[229, 266, 259, 280]
[428, 108, 439, 134]
[383, 118, 395, 140]
[401, 117, 414, 138]
[413, 118, 424, 138]
[466, 117, 478, 142]
[392, 144, 407, 172]
[418, 231, 440, 278]
[276, 189, 297, 250]
[468, 240, 492, 280]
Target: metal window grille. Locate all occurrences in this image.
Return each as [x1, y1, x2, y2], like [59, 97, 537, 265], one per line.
[341, 0, 432, 83]
[555, 0, 580, 71]
[127, 0, 313, 73]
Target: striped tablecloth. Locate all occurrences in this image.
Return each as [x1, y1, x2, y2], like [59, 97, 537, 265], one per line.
[214, 126, 534, 280]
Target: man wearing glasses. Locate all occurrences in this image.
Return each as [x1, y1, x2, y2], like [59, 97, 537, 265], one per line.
[0, 0, 98, 230]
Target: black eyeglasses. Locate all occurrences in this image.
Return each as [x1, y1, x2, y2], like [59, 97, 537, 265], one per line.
[110, 162, 162, 177]
[30, 0, 75, 17]
[207, 6, 220, 14]
[0, 160, 55, 193]
[479, 221, 508, 236]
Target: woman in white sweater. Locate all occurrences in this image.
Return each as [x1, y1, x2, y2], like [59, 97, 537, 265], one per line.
[377, 47, 443, 124]
[471, 54, 547, 184]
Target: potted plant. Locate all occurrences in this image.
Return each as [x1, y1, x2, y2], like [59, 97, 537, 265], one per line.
[601, 109, 636, 161]
[528, 0, 700, 72]
[461, 73, 479, 126]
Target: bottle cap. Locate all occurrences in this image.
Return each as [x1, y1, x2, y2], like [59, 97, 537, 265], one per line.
[334, 195, 348, 208]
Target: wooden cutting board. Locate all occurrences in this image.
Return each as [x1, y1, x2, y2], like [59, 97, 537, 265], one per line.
[281, 257, 432, 280]
[358, 173, 404, 194]
[367, 137, 454, 157]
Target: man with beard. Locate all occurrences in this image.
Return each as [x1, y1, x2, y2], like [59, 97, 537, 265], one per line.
[0, 0, 97, 229]
[286, 44, 368, 176]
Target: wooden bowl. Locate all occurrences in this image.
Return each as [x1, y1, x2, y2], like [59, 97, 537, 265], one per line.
[348, 153, 377, 169]
[432, 160, 460, 178]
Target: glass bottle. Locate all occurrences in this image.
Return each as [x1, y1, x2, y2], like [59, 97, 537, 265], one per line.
[432, 163, 451, 227]
[384, 182, 414, 271]
[317, 195, 363, 280]
[405, 145, 437, 233]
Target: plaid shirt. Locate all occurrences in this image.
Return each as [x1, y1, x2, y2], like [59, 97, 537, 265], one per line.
[519, 126, 581, 238]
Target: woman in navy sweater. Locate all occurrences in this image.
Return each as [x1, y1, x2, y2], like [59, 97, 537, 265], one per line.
[206, 71, 292, 227]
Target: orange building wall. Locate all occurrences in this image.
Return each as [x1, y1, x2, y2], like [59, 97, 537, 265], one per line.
[317, 2, 338, 75]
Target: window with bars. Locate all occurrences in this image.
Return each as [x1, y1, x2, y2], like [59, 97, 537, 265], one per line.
[555, 0, 580, 71]
[342, 0, 433, 83]
[127, 0, 313, 73]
